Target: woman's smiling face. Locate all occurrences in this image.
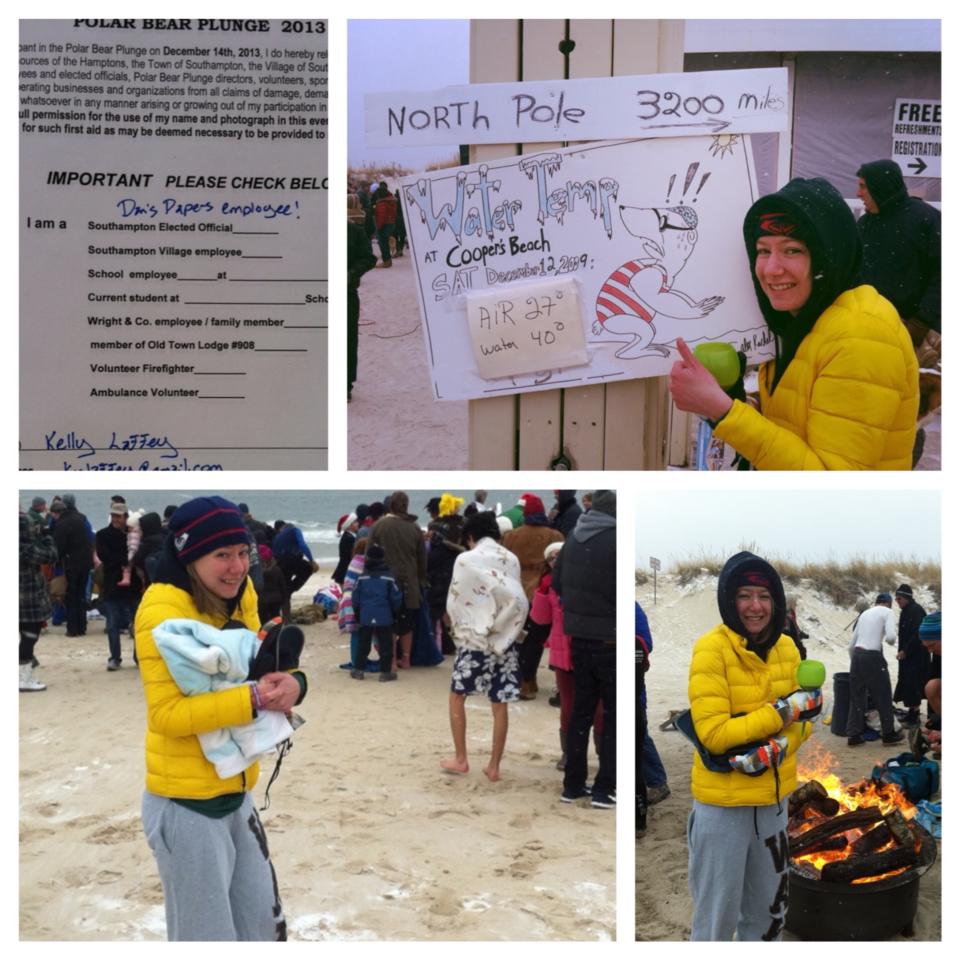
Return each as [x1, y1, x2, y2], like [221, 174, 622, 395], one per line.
[735, 586, 773, 638]
[755, 235, 813, 316]
[192, 544, 250, 598]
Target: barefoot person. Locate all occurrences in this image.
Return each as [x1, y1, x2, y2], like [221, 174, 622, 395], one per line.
[135, 497, 307, 940]
[441, 511, 528, 781]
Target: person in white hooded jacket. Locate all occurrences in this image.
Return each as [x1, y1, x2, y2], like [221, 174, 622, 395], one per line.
[440, 511, 529, 782]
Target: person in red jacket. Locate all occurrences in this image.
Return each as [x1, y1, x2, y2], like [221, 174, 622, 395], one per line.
[373, 181, 397, 267]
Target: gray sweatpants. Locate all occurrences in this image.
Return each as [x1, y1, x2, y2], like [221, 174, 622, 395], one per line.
[687, 799, 789, 941]
[142, 791, 286, 941]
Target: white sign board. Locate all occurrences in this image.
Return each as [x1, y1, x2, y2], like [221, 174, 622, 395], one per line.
[367, 68, 788, 147]
[891, 98, 941, 178]
[650, 557, 661, 571]
[19, 18, 328, 470]
[401, 135, 771, 402]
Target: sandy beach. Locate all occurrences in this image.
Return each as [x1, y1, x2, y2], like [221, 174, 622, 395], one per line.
[20, 571, 615, 941]
[349, 249, 469, 470]
[635, 574, 941, 942]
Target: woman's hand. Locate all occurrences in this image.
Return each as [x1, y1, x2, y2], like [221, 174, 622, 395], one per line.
[255, 672, 301, 713]
[668, 338, 735, 421]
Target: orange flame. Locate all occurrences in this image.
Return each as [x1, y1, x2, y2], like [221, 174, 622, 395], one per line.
[793, 742, 917, 882]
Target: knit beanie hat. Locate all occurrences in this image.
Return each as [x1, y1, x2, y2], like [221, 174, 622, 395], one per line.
[752, 210, 812, 246]
[919, 612, 941, 643]
[366, 544, 386, 563]
[876, 592, 893, 604]
[523, 495, 546, 517]
[895, 584, 914, 599]
[168, 496, 250, 565]
[733, 568, 773, 591]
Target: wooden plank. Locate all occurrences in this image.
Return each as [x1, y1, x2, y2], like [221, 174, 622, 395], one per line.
[602, 379, 648, 469]
[469, 394, 517, 469]
[511, 19, 568, 466]
[563, 385, 606, 468]
[569, 20, 614, 77]
[517, 389, 563, 469]
[467, 20, 521, 468]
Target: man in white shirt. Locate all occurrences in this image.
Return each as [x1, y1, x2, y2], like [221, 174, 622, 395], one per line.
[846, 593, 905, 747]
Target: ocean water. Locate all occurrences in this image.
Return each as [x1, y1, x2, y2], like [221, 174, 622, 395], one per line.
[20, 488, 574, 565]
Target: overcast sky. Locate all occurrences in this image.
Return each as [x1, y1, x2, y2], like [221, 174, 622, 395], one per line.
[636, 489, 940, 570]
[348, 19, 469, 172]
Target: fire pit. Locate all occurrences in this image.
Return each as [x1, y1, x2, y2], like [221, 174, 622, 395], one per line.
[784, 760, 938, 940]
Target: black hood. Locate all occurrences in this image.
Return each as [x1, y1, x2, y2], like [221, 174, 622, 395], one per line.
[139, 511, 163, 538]
[743, 177, 862, 389]
[857, 159, 908, 211]
[717, 551, 786, 657]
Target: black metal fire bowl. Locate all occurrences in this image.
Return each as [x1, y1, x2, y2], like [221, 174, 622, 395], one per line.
[785, 826, 937, 940]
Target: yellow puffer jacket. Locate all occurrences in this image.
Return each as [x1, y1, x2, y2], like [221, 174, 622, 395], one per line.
[688, 624, 809, 806]
[134, 579, 262, 799]
[714, 285, 919, 469]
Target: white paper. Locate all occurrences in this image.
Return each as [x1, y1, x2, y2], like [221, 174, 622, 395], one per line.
[19, 18, 328, 470]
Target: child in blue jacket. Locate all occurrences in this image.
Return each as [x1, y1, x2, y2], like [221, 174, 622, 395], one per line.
[351, 545, 404, 682]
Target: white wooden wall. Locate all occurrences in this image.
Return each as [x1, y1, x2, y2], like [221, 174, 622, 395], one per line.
[467, 19, 691, 469]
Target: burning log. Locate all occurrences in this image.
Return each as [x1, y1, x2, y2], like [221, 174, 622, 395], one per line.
[850, 823, 892, 857]
[789, 780, 840, 818]
[797, 835, 848, 855]
[883, 809, 915, 849]
[789, 807, 885, 857]
[819, 845, 918, 884]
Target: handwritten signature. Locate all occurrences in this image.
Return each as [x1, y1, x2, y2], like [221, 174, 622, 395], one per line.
[44, 430, 180, 459]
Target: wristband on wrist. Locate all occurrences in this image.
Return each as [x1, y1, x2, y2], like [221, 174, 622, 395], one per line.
[250, 682, 262, 712]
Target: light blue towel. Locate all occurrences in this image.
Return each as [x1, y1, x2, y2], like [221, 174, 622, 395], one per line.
[153, 618, 294, 778]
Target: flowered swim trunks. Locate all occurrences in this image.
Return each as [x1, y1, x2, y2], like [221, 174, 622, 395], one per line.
[450, 645, 520, 702]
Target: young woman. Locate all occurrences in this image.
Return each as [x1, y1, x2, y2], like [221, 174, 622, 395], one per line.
[686, 552, 819, 941]
[135, 496, 306, 941]
[669, 177, 919, 469]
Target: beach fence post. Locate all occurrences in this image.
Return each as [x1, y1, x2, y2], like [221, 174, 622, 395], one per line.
[650, 555, 661, 604]
[467, 19, 691, 469]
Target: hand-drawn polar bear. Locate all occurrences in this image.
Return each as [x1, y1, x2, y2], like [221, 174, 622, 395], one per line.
[592, 203, 724, 358]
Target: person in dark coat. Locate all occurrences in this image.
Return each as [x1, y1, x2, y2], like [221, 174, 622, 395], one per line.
[51, 494, 94, 637]
[551, 490, 582, 537]
[856, 160, 940, 340]
[553, 490, 617, 808]
[426, 497, 465, 656]
[347, 220, 376, 401]
[20, 512, 57, 691]
[131, 512, 165, 587]
[96, 503, 143, 670]
[333, 513, 359, 585]
[893, 583, 929, 724]
[393, 189, 407, 256]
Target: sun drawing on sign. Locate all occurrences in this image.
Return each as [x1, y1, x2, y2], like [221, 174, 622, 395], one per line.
[709, 134, 741, 159]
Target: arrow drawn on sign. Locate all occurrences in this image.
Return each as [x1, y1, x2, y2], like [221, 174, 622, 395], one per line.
[907, 157, 928, 175]
[642, 117, 732, 132]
